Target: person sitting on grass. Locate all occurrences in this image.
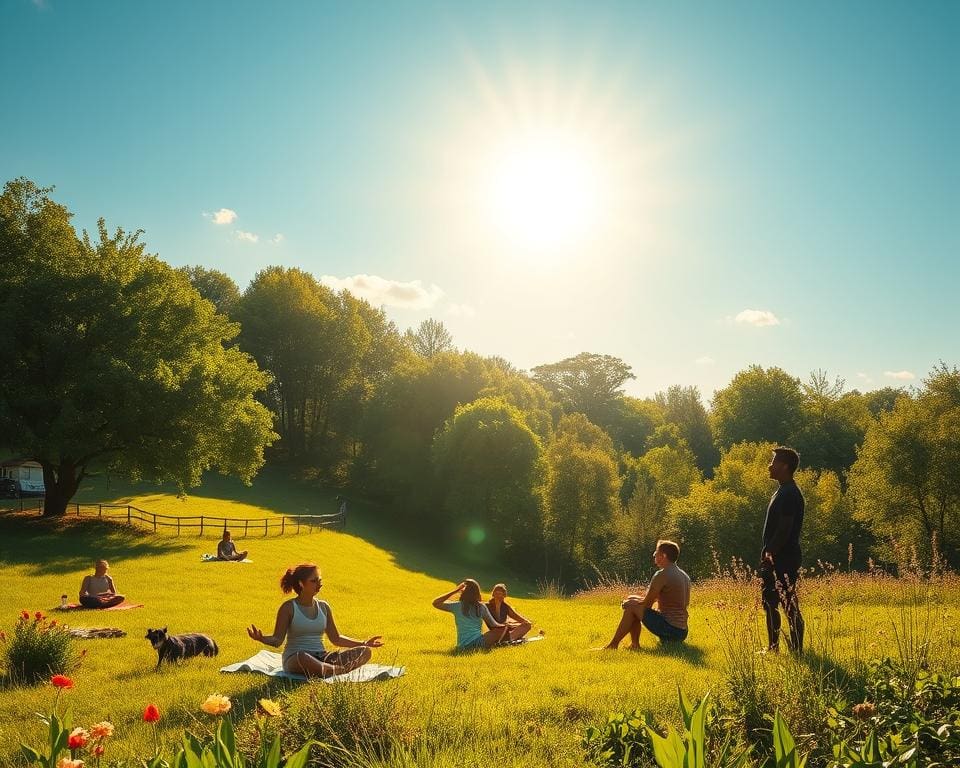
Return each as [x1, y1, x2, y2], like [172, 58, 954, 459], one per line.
[78, 559, 125, 609]
[487, 583, 535, 642]
[602, 540, 690, 649]
[217, 530, 248, 561]
[246, 563, 383, 678]
[433, 579, 507, 650]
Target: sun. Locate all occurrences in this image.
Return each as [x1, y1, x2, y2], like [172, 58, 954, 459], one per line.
[484, 130, 603, 251]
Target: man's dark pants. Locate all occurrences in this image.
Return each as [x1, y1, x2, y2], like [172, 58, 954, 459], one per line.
[760, 555, 804, 653]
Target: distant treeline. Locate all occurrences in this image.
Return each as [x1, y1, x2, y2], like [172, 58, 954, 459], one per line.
[2, 178, 957, 587]
[185, 263, 960, 586]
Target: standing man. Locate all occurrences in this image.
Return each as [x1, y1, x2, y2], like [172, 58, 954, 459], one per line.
[602, 539, 691, 649]
[761, 446, 805, 654]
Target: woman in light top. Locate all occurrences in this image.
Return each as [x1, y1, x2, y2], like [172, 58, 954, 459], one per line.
[432, 579, 507, 650]
[486, 583, 534, 642]
[246, 563, 383, 677]
[78, 559, 125, 609]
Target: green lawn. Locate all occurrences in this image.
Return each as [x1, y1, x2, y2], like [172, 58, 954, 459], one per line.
[1, 475, 958, 767]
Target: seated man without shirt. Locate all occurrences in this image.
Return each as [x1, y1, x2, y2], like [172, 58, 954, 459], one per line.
[603, 539, 691, 649]
[217, 530, 249, 561]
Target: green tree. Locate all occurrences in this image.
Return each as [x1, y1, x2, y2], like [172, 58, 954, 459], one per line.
[432, 397, 545, 556]
[177, 265, 240, 316]
[710, 365, 804, 450]
[654, 385, 719, 474]
[793, 370, 867, 475]
[356, 351, 493, 516]
[532, 352, 635, 429]
[405, 317, 454, 358]
[607, 396, 663, 457]
[849, 364, 960, 561]
[542, 413, 620, 584]
[609, 444, 701, 578]
[0, 179, 275, 517]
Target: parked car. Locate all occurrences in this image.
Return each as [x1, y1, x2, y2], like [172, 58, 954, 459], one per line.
[0, 478, 19, 498]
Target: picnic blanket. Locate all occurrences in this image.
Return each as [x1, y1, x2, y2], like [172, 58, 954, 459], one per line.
[220, 650, 405, 683]
[68, 627, 127, 639]
[201, 554, 253, 563]
[56, 601, 144, 612]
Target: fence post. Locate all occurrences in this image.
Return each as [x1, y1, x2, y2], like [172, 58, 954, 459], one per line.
[264, 519, 268, 537]
[281, 517, 285, 535]
[177, 518, 180, 536]
[153, 513, 157, 533]
[98, 504, 102, 518]
[127, 506, 131, 525]
[245, 519, 249, 538]
[200, 516, 204, 537]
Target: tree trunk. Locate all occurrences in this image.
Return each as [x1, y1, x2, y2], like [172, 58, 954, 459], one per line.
[40, 460, 81, 517]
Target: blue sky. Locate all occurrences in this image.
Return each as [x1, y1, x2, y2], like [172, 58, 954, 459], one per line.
[3, 0, 957, 398]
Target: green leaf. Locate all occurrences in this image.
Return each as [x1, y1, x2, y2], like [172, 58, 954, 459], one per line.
[19, 745, 41, 764]
[678, 685, 695, 730]
[281, 741, 314, 768]
[261, 735, 281, 768]
[648, 725, 685, 768]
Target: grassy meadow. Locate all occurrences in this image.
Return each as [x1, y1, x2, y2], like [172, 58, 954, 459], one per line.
[1, 473, 958, 767]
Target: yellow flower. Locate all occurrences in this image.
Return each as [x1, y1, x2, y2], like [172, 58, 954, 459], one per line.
[89, 721, 114, 740]
[56, 759, 84, 768]
[200, 693, 232, 716]
[257, 698, 282, 718]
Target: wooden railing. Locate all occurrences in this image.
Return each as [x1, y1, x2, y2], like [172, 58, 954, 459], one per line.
[0, 496, 345, 536]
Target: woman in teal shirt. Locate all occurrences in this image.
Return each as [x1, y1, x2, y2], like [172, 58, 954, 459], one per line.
[432, 579, 507, 650]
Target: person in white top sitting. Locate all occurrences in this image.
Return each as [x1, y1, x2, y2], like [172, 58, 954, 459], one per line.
[216, 530, 248, 561]
[246, 562, 384, 677]
[79, 559, 125, 609]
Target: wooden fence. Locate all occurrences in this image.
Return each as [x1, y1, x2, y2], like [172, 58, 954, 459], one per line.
[0, 496, 345, 536]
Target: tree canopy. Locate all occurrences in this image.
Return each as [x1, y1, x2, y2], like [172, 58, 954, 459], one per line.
[0, 179, 276, 516]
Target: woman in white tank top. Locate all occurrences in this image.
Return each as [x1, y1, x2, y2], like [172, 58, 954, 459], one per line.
[247, 563, 384, 678]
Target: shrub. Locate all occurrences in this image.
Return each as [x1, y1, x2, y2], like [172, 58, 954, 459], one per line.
[582, 709, 655, 767]
[276, 680, 418, 767]
[826, 658, 960, 767]
[583, 690, 752, 768]
[2, 611, 81, 685]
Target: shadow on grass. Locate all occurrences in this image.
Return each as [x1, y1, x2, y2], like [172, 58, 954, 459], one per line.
[632, 642, 707, 666]
[799, 648, 867, 693]
[0, 513, 191, 574]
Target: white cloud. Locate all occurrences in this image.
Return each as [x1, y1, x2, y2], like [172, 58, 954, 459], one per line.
[320, 274, 444, 309]
[204, 208, 237, 225]
[235, 230, 259, 243]
[271, 233, 285, 245]
[447, 303, 476, 318]
[884, 370, 916, 381]
[734, 309, 781, 327]
[856, 372, 875, 385]
[694, 356, 715, 365]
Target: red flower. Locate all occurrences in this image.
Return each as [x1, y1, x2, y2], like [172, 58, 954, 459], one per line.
[35, 611, 45, 621]
[68, 727, 90, 749]
[92, 745, 105, 758]
[142, 704, 161, 722]
[0, 630, 6, 641]
[51, 675, 74, 689]
[49, 619, 57, 627]
[20, 610, 30, 620]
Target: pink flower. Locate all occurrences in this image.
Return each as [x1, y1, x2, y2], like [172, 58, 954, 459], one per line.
[89, 722, 114, 740]
[56, 758, 83, 768]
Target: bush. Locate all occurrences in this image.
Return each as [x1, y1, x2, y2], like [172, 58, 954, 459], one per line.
[2, 611, 81, 685]
[276, 680, 418, 767]
[583, 709, 656, 767]
[826, 658, 960, 767]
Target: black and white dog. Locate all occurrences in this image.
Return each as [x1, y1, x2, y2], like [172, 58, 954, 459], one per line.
[145, 627, 219, 670]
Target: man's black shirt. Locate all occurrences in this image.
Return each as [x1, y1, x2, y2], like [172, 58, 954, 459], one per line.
[761, 479, 804, 563]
